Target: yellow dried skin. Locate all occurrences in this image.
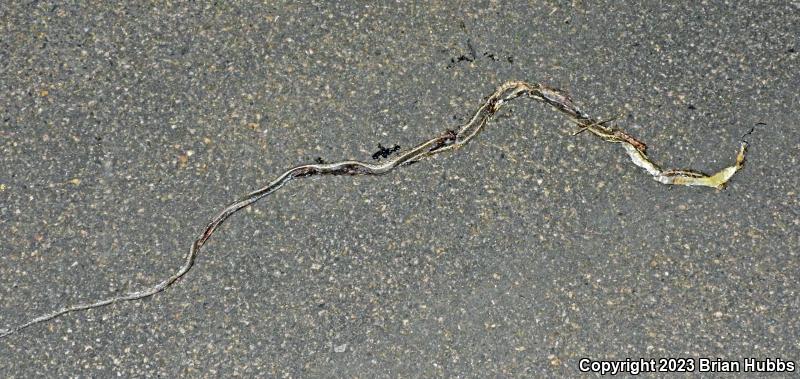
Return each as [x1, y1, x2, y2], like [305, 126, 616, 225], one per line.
[0, 81, 749, 338]
[621, 139, 747, 189]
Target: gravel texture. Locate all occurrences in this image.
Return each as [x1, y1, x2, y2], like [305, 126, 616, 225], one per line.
[1, 2, 798, 377]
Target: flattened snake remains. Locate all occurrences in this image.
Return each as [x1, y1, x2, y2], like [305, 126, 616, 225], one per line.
[1, 81, 749, 338]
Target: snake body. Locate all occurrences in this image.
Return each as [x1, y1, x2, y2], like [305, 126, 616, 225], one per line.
[0, 81, 748, 338]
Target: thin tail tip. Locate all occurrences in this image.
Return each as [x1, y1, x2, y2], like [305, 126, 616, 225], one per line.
[736, 141, 748, 166]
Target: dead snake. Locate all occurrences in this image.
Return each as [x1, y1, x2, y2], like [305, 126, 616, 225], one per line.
[0, 81, 748, 338]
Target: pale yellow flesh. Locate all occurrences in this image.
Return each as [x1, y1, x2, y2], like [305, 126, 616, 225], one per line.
[0, 80, 751, 339]
[621, 141, 748, 189]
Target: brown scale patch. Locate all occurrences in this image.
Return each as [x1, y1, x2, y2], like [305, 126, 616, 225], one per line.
[614, 131, 647, 153]
[662, 169, 706, 178]
[292, 167, 318, 178]
[331, 164, 370, 176]
[428, 129, 458, 152]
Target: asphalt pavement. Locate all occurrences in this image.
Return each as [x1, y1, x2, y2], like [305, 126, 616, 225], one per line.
[1, 2, 798, 377]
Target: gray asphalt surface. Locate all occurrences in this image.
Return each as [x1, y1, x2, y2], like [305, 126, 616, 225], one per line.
[1, 2, 798, 377]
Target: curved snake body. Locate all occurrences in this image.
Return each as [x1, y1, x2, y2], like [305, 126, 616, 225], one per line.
[0, 81, 748, 338]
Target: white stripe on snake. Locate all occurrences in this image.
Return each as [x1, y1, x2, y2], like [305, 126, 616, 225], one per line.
[0, 81, 748, 338]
